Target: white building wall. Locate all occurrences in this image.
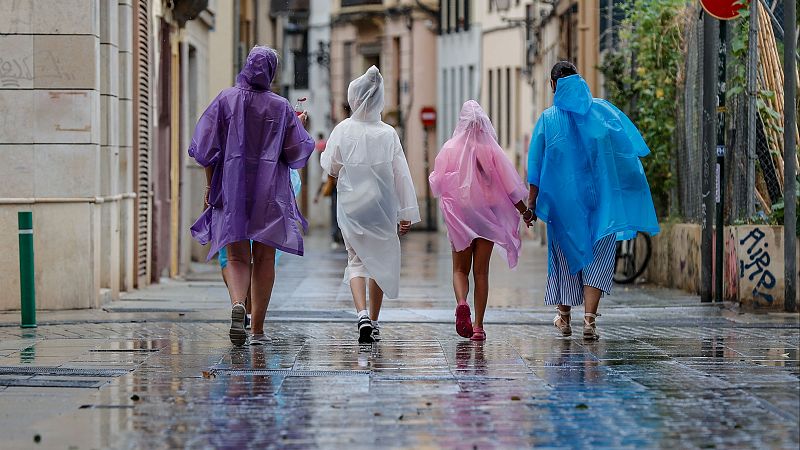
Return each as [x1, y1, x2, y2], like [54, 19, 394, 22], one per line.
[436, 26, 481, 148]
[305, 1, 332, 230]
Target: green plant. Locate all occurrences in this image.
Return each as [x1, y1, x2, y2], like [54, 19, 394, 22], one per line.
[599, 0, 687, 216]
[767, 176, 800, 235]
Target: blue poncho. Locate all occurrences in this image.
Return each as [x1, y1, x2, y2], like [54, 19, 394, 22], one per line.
[527, 74, 660, 274]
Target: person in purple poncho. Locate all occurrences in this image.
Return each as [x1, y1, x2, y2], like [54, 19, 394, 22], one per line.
[189, 46, 315, 347]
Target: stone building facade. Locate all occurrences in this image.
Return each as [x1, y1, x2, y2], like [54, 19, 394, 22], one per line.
[0, 0, 218, 310]
[329, 0, 439, 228]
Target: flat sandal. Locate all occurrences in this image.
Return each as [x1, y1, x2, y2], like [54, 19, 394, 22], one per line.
[583, 313, 600, 341]
[553, 308, 572, 337]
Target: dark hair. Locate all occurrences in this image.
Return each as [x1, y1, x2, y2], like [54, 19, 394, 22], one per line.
[550, 60, 578, 82]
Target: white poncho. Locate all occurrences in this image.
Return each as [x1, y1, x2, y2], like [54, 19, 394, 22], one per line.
[321, 66, 420, 298]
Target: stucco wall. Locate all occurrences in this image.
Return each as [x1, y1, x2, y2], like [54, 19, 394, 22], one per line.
[644, 223, 798, 311]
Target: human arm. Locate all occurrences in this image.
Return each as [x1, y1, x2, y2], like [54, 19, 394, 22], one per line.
[281, 104, 315, 169]
[523, 119, 546, 226]
[391, 134, 421, 225]
[188, 96, 224, 167]
[525, 185, 539, 225]
[203, 166, 213, 208]
[319, 128, 343, 177]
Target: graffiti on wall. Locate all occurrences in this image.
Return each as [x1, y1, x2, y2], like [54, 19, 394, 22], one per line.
[739, 227, 777, 306]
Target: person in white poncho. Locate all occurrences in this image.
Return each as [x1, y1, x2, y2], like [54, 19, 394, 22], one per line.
[321, 66, 420, 344]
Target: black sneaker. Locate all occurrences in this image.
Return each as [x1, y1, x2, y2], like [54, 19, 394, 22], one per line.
[229, 303, 247, 347]
[357, 316, 374, 344]
[371, 322, 381, 341]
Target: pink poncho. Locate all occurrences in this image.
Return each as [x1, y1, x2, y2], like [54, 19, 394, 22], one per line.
[429, 100, 528, 268]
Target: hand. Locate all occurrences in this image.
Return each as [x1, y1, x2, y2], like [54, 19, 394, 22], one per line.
[299, 111, 309, 127]
[522, 208, 536, 227]
[398, 221, 411, 236]
[204, 187, 210, 209]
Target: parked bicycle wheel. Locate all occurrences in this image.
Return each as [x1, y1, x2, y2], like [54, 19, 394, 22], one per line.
[613, 232, 652, 284]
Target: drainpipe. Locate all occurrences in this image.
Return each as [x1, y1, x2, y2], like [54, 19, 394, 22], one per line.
[169, 26, 181, 278]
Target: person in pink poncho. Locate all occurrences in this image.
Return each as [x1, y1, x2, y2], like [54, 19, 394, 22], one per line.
[429, 100, 534, 341]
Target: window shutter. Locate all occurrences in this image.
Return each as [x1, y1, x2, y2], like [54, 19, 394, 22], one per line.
[133, 0, 152, 286]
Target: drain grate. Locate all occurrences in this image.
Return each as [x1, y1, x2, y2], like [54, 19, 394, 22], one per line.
[0, 366, 130, 377]
[371, 374, 517, 382]
[212, 368, 369, 377]
[79, 404, 135, 409]
[0, 378, 107, 388]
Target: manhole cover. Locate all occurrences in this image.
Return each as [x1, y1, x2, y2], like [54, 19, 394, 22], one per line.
[0, 378, 107, 388]
[0, 367, 130, 377]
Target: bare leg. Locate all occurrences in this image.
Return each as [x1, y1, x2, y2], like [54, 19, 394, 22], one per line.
[350, 276, 367, 313]
[557, 305, 572, 324]
[583, 285, 602, 323]
[250, 242, 276, 335]
[471, 239, 494, 329]
[452, 245, 473, 304]
[225, 241, 252, 305]
[368, 279, 383, 321]
[223, 265, 251, 314]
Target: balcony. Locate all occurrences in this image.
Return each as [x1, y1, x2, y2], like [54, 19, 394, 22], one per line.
[271, 0, 309, 14]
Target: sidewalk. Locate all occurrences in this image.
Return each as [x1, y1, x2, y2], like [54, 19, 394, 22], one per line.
[0, 232, 797, 449]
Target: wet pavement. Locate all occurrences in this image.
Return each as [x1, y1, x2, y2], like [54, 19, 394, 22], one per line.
[0, 232, 797, 449]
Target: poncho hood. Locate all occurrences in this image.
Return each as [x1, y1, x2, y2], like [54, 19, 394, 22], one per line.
[553, 74, 593, 115]
[236, 46, 277, 91]
[347, 66, 384, 122]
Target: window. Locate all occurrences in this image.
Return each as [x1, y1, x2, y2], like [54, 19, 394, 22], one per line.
[451, 67, 457, 131]
[496, 68, 502, 145]
[459, 66, 464, 107]
[442, 69, 448, 134]
[468, 65, 474, 100]
[506, 67, 511, 149]
[343, 41, 353, 116]
[488, 69, 493, 129]
[463, 0, 470, 31]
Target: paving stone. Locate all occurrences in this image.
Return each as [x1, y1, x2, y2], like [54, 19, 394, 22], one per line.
[0, 233, 797, 449]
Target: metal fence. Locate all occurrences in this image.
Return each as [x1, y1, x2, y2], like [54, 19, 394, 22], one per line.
[676, 0, 796, 225]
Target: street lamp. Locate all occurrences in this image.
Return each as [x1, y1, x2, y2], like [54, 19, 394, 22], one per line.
[312, 41, 330, 69]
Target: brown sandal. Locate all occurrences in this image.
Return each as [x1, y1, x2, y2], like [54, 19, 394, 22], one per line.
[553, 308, 572, 337]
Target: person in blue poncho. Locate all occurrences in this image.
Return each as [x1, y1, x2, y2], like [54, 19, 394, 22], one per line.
[526, 61, 660, 341]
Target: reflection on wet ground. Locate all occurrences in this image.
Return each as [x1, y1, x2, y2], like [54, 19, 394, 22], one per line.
[0, 233, 797, 449]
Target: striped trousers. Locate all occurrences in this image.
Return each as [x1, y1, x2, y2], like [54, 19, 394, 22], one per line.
[544, 234, 616, 307]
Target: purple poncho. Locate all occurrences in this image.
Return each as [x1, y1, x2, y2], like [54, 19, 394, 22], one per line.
[189, 46, 315, 260]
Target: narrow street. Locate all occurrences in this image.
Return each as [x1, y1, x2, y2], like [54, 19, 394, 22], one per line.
[0, 232, 797, 449]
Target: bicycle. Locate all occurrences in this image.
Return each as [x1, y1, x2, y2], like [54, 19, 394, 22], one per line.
[613, 232, 652, 284]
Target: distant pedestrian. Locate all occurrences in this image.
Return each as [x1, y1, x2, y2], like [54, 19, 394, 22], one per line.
[314, 131, 343, 248]
[189, 46, 314, 347]
[321, 66, 420, 344]
[429, 100, 532, 341]
[527, 61, 659, 340]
